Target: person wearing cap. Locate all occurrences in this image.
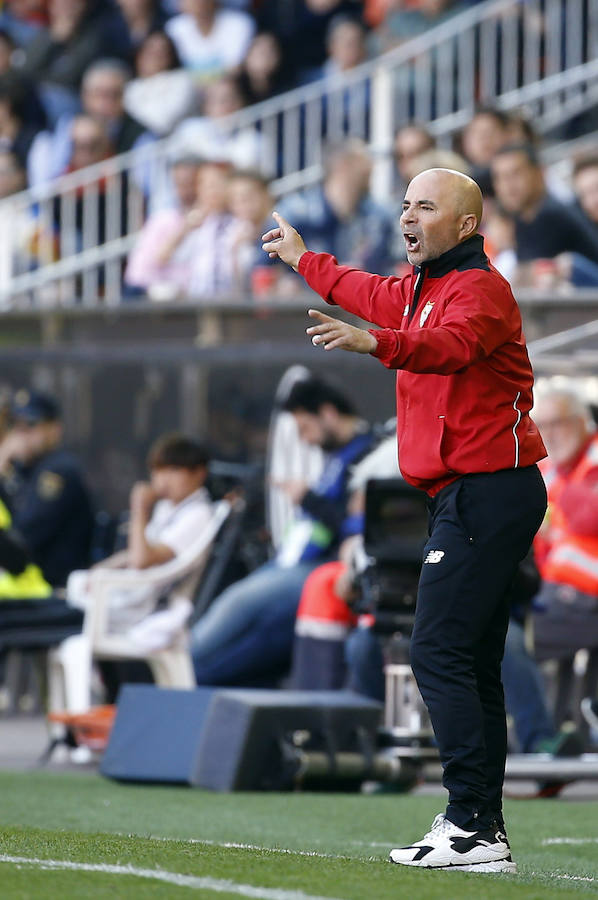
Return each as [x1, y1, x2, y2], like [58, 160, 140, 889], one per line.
[0, 389, 94, 587]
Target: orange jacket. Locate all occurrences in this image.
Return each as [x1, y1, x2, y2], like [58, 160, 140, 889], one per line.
[537, 434, 598, 594]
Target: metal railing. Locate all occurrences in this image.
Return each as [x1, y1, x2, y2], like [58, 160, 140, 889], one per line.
[1, 0, 597, 309]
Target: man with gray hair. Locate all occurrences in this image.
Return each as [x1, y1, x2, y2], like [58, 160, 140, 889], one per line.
[532, 384, 598, 724]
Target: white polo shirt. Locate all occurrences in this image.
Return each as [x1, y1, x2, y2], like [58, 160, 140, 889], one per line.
[108, 487, 214, 631]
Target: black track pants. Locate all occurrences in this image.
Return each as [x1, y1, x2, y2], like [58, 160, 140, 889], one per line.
[410, 465, 547, 831]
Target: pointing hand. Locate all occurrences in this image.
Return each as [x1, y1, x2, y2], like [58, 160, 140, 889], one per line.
[261, 212, 307, 271]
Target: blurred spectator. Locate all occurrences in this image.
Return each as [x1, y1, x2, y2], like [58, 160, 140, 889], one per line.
[363, 0, 392, 28]
[62, 113, 113, 171]
[28, 58, 153, 187]
[371, 0, 466, 53]
[0, 71, 45, 169]
[123, 31, 195, 136]
[190, 375, 374, 687]
[316, 13, 368, 79]
[0, 389, 94, 587]
[257, 0, 364, 78]
[182, 160, 237, 298]
[278, 139, 395, 274]
[19, 0, 131, 126]
[80, 59, 152, 155]
[459, 106, 511, 196]
[0, 28, 18, 74]
[409, 147, 470, 178]
[114, 0, 168, 55]
[506, 109, 539, 147]
[227, 168, 283, 296]
[237, 31, 293, 104]
[393, 122, 435, 192]
[482, 205, 516, 280]
[0, 147, 25, 197]
[165, 0, 255, 80]
[572, 155, 598, 230]
[301, 13, 371, 136]
[506, 109, 571, 203]
[170, 74, 273, 172]
[141, 160, 237, 300]
[67, 433, 213, 644]
[491, 143, 598, 287]
[0, 0, 47, 49]
[0, 150, 41, 295]
[49, 115, 134, 260]
[532, 386, 598, 729]
[124, 154, 200, 298]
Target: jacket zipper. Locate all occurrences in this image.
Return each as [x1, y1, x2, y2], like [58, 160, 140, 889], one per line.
[408, 267, 425, 323]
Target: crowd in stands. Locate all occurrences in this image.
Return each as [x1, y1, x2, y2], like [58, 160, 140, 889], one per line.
[0, 0, 595, 299]
[118, 111, 598, 301]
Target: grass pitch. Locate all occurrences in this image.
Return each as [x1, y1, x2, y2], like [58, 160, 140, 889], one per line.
[0, 770, 596, 898]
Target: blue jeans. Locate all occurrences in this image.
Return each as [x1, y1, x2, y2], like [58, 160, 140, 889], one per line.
[501, 618, 555, 752]
[345, 626, 385, 700]
[190, 559, 320, 685]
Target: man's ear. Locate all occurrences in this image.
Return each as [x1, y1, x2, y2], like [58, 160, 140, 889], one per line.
[459, 213, 478, 239]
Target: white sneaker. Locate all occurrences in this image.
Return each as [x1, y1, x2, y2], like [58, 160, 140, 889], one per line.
[389, 813, 517, 873]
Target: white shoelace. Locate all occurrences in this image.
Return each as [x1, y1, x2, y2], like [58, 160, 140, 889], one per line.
[421, 814, 454, 841]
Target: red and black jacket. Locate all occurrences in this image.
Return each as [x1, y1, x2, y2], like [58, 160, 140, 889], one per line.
[298, 234, 547, 496]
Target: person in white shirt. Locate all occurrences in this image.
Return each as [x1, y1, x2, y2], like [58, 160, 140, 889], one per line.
[67, 433, 214, 636]
[165, 0, 255, 80]
[124, 30, 197, 137]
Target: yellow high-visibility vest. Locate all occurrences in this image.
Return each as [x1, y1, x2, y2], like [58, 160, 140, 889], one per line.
[0, 499, 52, 598]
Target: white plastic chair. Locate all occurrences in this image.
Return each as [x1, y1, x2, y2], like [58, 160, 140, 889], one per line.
[48, 499, 231, 714]
[265, 365, 324, 551]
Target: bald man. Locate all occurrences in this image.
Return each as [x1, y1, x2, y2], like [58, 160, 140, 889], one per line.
[263, 168, 547, 873]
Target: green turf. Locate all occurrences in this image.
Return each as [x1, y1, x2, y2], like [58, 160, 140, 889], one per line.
[0, 771, 596, 898]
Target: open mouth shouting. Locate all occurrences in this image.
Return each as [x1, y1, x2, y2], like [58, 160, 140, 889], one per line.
[403, 232, 422, 256]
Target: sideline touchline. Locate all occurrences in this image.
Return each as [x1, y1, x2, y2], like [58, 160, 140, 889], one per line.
[0, 854, 348, 900]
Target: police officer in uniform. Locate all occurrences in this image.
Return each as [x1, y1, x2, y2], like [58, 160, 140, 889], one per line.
[0, 390, 94, 587]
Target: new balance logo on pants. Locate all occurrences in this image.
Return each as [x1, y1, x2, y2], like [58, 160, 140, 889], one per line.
[424, 550, 445, 564]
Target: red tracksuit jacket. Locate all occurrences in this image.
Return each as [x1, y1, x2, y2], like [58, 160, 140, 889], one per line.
[298, 234, 547, 496]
